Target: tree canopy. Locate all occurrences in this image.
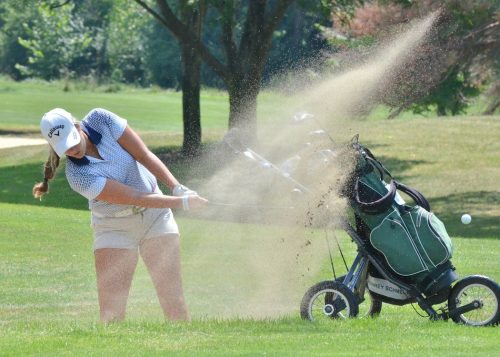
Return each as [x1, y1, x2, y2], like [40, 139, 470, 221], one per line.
[0, 0, 497, 149]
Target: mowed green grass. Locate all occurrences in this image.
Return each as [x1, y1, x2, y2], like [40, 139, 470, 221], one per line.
[0, 76, 290, 136]
[0, 79, 499, 355]
[0, 77, 220, 133]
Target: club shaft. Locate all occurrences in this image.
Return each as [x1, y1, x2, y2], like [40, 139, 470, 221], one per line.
[208, 202, 293, 210]
[245, 148, 311, 193]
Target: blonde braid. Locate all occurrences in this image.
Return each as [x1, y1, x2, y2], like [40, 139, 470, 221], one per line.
[32, 147, 60, 199]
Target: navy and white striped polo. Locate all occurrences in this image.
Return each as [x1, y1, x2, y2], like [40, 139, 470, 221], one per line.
[66, 108, 158, 217]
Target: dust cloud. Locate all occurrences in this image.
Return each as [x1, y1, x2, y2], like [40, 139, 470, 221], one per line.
[186, 13, 439, 319]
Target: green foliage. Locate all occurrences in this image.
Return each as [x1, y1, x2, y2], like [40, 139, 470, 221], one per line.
[410, 1, 497, 116]
[410, 67, 481, 116]
[264, 2, 333, 82]
[15, 2, 92, 80]
[143, 20, 181, 89]
[106, 0, 149, 85]
[69, 0, 116, 79]
[330, 0, 365, 25]
[0, 1, 36, 79]
[410, 0, 497, 116]
[0, 0, 496, 112]
[327, 34, 376, 50]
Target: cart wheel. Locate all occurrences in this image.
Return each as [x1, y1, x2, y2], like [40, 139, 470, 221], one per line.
[300, 281, 359, 321]
[448, 275, 500, 326]
[335, 275, 382, 317]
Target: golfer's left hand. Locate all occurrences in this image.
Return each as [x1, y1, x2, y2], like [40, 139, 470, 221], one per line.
[173, 184, 198, 197]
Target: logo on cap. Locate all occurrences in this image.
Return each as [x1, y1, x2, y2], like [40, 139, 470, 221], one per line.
[48, 125, 65, 138]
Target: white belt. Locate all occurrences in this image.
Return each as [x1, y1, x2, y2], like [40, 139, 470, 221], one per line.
[93, 206, 146, 218]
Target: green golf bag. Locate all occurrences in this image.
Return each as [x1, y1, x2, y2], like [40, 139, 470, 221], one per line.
[346, 140, 457, 294]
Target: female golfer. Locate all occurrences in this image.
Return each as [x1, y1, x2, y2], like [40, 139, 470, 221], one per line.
[33, 108, 208, 322]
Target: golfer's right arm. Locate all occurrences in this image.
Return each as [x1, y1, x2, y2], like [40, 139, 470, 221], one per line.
[96, 179, 207, 209]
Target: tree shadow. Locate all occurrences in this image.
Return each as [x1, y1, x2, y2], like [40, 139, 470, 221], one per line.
[351, 141, 430, 181]
[0, 150, 205, 211]
[374, 155, 428, 181]
[3, 146, 497, 241]
[0, 129, 39, 135]
[0, 161, 88, 210]
[429, 191, 500, 240]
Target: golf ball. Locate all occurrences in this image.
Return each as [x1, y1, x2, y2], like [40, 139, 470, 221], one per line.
[461, 214, 472, 225]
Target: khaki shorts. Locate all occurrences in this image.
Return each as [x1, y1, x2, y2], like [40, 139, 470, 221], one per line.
[91, 207, 179, 251]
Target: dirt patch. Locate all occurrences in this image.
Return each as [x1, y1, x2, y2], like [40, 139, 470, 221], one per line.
[0, 136, 46, 149]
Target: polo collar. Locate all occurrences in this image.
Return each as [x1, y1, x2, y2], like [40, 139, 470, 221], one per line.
[68, 155, 90, 166]
[67, 122, 103, 166]
[81, 122, 102, 145]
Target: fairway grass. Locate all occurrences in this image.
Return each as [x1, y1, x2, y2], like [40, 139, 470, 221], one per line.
[0, 76, 288, 136]
[0, 77, 225, 133]
[0, 80, 499, 355]
[1, 317, 499, 356]
[1, 203, 499, 356]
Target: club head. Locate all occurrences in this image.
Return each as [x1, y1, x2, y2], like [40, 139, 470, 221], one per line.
[291, 188, 304, 198]
[242, 150, 259, 162]
[308, 130, 331, 141]
[291, 111, 315, 124]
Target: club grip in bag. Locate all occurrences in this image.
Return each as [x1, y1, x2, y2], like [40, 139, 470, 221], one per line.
[355, 179, 397, 214]
[394, 181, 431, 211]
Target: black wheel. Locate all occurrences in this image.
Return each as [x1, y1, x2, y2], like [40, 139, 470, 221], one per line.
[448, 275, 500, 326]
[300, 281, 359, 321]
[335, 275, 382, 318]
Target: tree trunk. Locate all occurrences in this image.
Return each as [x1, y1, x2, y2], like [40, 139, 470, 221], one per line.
[219, 0, 292, 141]
[181, 43, 202, 156]
[135, 0, 293, 141]
[484, 100, 499, 115]
[179, 1, 205, 156]
[483, 80, 499, 115]
[437, 104, 446, 116]
[227, 72, 261, 143]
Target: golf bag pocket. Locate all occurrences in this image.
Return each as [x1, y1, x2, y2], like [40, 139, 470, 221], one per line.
[369, 207, 453, 277]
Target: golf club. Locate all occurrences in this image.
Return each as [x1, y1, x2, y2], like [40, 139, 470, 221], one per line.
[223, 128, 311, 194]
[208, 201, 295, 210]
[291, 111, 336, 144]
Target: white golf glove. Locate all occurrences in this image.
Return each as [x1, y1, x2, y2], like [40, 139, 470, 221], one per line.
[172, 184, 198, 197]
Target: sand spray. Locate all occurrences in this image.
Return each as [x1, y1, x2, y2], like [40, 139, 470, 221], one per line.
[183, 12, 439, 319]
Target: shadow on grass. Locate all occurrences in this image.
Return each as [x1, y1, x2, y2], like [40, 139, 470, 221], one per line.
[0, 129, 39, 135]
[3, 146, 497, 241]
[349, 141, 430, 181]
[375, 155, 428, 181]
[430, 191, 500, 240]
[0, 147, 213, 211]
[0, 161, 88, 210]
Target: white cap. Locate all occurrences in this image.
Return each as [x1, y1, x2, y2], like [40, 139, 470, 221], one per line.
[40, 108, 81, 157]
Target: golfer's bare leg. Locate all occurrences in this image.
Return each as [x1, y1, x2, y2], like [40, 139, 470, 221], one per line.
[94, 248, 138, 323]
[140, 235, 189, 321]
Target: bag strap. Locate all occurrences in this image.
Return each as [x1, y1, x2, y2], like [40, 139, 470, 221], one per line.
[394, 181, 431, 211]
[355, 179, 397, 214]
[360, 146, 393, 181]
[352, 142, 431, 212]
